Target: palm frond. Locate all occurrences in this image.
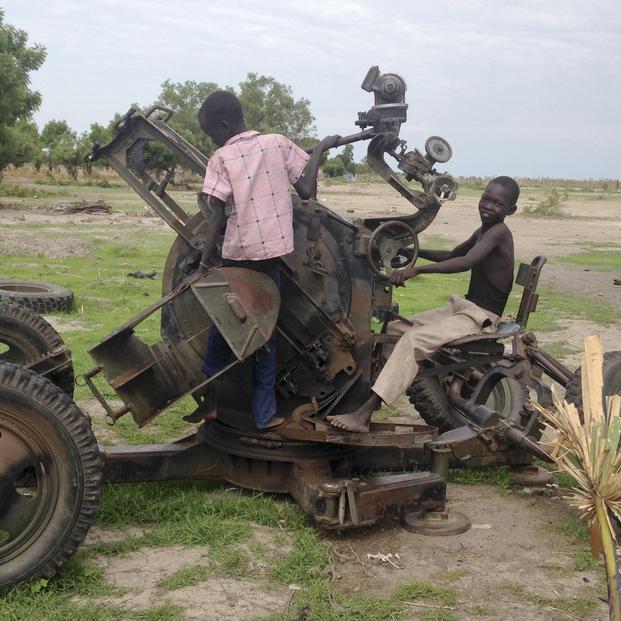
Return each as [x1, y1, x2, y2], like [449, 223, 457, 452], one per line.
[534, 335, 621, 620]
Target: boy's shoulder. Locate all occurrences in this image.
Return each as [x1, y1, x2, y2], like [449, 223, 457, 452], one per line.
[478, 221, 512, 237]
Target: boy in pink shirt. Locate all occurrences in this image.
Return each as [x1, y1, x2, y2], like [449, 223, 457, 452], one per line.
[197, 90, 338, 430]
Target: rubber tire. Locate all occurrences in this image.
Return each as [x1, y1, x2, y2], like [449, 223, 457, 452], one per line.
[408, 365, 526, 434]
[0, 280, 73, 313]
[0, 302, 74, 397]
[565, 351, 621, 412]
[0, 363, 102, 591]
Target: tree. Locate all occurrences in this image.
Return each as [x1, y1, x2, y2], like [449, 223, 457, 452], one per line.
[340, 145, 356, 174]
[40, 120, 87, 179]
[322, 157, 346, 178]
[132, 74, 317, 178]
[320, 145, 357, 178]
[0, 9, 46, 175]
[157, 79, 219, 155]
[237, 73, 315, 142]
[5, 119, 41, 169]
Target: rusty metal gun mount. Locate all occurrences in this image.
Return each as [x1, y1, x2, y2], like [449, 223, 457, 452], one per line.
[83, 67, 485, 531]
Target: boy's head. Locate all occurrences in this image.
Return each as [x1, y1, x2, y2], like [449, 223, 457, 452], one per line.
[198, 91, 246, 147]
[478, 176, 519, 224]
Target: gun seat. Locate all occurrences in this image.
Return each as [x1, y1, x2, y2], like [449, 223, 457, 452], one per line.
[445, 256, 547, 352]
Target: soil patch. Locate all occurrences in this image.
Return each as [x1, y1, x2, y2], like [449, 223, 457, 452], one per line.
[544, 264, 620, 307]
[43, 315, 91, 332]
[537, 319, 621, 369]
[88, 525, 293, 620]
[323, 483, 607, 620]
[0, 230, 93, 258]
[78, 398, 126, 445]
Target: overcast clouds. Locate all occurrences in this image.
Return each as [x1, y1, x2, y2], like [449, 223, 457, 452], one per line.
[3, 0, 620, 178]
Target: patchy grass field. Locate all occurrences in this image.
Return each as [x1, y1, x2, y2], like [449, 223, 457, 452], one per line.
[1, 173, 619, 620]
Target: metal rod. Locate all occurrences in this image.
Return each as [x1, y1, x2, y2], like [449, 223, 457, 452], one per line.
[303, 129, 375, 154]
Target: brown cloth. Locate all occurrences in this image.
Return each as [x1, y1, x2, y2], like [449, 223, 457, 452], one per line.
[372, 295, 499, 405]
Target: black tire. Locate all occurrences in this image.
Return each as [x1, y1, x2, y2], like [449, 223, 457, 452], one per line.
[565, 351, 621, 412]
[408, 364, 526, 433]
[0, 363, 102, 591]
[0, 302, 74, 397]
[0, 280, 73, 313]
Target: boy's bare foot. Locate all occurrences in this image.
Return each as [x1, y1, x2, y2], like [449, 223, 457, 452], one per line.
[325, 413, 370, 433]
[325, 393, 381, 433]
[258, 416, 285, 431]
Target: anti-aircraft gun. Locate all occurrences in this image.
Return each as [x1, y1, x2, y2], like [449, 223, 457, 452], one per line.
[3, 66, 598, 591]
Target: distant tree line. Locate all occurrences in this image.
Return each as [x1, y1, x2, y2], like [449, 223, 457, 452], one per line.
[0, 12, 359, 183]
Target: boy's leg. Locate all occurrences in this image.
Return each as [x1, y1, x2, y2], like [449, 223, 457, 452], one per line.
[202, 325, 232, 377]
[373, 311, 481, 405]
[381, 305, 454, 360]
[250, 263, 283, 429]
[327, 307, 480, 432]
[186, 325, 231, 422]
[252, 329, 279, 428]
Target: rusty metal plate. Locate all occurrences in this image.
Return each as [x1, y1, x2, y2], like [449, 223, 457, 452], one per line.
[279, 419, 437, 448]
[191, 267, 280, 361]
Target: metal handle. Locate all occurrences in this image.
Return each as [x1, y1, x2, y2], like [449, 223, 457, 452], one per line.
[82, 366, 130, 425]
[144, 104, 174, 123]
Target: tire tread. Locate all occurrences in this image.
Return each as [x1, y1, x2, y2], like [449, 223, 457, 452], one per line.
[0, 363, 101, 590]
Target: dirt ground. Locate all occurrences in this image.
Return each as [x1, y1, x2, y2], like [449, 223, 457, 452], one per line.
[77, 485, 608, 620]
[2, 181, 620, 620]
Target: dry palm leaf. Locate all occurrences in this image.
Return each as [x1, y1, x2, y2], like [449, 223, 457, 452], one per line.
[534, 335, 621, 620]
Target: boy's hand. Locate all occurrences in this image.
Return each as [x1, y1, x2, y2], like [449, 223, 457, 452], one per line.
[318, 135, 341, 151]
[390, 266, 419, 287]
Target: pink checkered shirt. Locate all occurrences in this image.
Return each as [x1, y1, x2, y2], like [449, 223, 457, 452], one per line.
[202, 130, 309, 260]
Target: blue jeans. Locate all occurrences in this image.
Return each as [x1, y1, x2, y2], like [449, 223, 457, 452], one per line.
[202, 260, 280, 428]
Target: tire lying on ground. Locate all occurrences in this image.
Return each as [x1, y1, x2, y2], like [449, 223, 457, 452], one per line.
[0, 363, 102, 591]
[0, 302, 75, 397]
[0, 279, 73, 313]
[565, 351, 621, 413]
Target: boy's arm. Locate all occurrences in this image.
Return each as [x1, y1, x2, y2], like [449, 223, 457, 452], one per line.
[392, 225, 507, 286]
[293, 135, 340, 200]
[418, 231, 479, 263]
[198, 193, 226, 272]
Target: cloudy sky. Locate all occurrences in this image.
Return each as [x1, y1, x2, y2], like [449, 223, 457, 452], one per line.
[4, 0, 620, 178]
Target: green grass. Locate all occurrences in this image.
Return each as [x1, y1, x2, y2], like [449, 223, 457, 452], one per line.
[448, 466, 513, 491]
[133, 605, 187, 621]
[271, 578, 459, 621]
[0, 182, 59, 198]
[156, 565, 210, 590]
[552, 515, 590, 543]
[551, 515, 604, 575]
[558, 250, 621, 272]
[0, 558, 128, 621]
[507, 583, 599, 619]
[540, 340, 581, 362]
[435, 568, 469, 583]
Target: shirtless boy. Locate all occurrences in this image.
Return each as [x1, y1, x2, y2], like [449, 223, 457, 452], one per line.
[327, 176, 519, 433]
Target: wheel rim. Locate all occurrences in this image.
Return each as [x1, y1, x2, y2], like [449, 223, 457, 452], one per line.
[0, 284, 52, 294]
[446, 369, 523, 424]
[482, 377, 521, 418]
[0, 331, 40, 366]
[0, 409, 59, 564]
